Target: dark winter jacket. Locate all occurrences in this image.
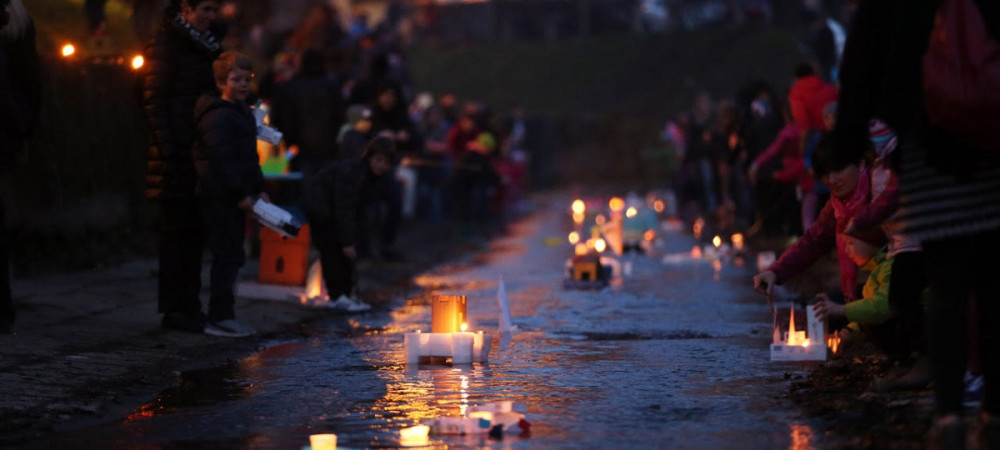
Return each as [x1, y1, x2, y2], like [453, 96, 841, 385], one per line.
[300, 158, 379, 246]
[0, 20, 41, 171]
[141, 8, 224, 200]
[192, 95, 263, 204]
[270, 74, 345, 174]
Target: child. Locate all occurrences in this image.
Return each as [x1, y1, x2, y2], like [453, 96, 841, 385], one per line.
[192, 51, 268, 337]
[300, 136, 397, 311]
[337, 104, 373, 160]
[813, 227, 893, 350]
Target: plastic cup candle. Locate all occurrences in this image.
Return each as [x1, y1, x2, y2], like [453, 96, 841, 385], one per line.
[309, 433, 337, 450]
[431, 295, 466, 333]
[731, 233, 744, 251]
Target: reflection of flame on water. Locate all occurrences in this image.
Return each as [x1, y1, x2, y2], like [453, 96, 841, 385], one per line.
[712, 259, 722, 272]
[691, 246, 703, 259]
[789, 423, 816, 450]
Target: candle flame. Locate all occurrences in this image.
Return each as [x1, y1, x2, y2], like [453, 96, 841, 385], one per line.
[568, 231, 580, 245]
[61, 44, 76, 57]
[731, 233, 744, 250]
[787, 308, 808, 346]
[626, 207, 638, 218]
[712, 235, 722, 248]
[594, 238, 607, 253]
[653, 200, 665, 213]
[693, 217, 705, 239]
[460, 323, 468, 332]
[131, 54, 145, 70]
[644, 229, 655, 241]
[609, 197, 625, 212]
[571, 199, 586, 215]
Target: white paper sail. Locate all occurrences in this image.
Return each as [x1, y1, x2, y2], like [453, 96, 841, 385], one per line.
[497, 276, 514, 334]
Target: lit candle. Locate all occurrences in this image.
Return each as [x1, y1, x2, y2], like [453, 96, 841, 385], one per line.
[431, 295, 466, 333]
[400, 425, 429, 438]
[731, 233, 744, 251]
[309, 433, 337, 450]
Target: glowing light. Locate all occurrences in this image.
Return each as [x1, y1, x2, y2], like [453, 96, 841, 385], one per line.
[61, 44, 76, 57]
[712, 259, 722, 272]
[130, 54, 144, 70]
[609, 197, 625, 212]
[575, 243, 589, 256]
[827, 331, 841, 354]
[691, 246, 703, 259]
[572, 211, 585, 224]
[571, 199, 585, 215]
[568, 231, 580, 245]
[594, 238, 607, 253]
[787, 309, 807, 346]
[595, 214, 607, 225]
[644, 230, 655, 241]
[731, 233, 744, 251]
[309, 434, 337, 450]
[626, 207, 638, 218]
[712, 235, 722, 248]
[653, 200, 665, 213]
[460, 322, 468, 332]
[693, 217, 705, 239]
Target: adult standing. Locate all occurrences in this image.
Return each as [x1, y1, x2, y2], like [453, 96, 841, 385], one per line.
[141, 0, 222, 333]
[833, 0, 1000, 446]
[0, 0, 41, 334]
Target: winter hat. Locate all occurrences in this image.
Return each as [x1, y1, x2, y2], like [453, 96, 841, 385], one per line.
[868, 118, 898, 159]
[346, 105, 372, 125]
[844, 225, 888, 249]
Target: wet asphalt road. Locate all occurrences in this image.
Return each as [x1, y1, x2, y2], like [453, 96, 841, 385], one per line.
[36, 195, 826, 449]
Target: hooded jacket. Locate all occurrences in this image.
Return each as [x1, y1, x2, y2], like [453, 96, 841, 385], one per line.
[192, 95, 263, 204]
[788, 75, 838, 132]
[141, 8, 224, 200]
[300, 158, 380, 246]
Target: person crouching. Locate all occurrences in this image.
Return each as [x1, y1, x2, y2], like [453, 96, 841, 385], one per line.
[301, 135, 397, 311]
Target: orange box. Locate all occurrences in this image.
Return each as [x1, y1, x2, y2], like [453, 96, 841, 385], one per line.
[259, 223, 310, 286]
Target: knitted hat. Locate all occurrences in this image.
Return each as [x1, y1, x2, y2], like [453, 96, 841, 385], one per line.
[844, 225, 888, 249]
[868, 118, 898, 158]
[346, 105, 371, 125]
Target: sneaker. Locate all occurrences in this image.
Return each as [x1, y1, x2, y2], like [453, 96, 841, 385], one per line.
[161, 312, 206, 333]
[964, 372, 984, 407]
[327, 295, 372, 312]
[204, 319, 256, 337]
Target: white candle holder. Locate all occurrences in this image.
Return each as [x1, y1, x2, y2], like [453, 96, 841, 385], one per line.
[770, 303, 829, 361]
[404, 330, 492, 364]
[422, 401, 528, 436]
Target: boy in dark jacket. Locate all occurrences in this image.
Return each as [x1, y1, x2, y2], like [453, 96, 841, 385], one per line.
[301, 136, 397, 311]
[193, 51, 267, 337]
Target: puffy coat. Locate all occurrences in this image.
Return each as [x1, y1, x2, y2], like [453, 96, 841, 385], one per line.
[300, 158, 378, 246]
[192, 95, 263, 204]
[141, 9, 223, 200]
[0, 20, 41, 171]
[788, 75, 838, 132]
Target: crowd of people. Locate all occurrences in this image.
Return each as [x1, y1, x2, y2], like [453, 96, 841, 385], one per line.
[139, 0, 529, 337]
[658, 1, 999, 447]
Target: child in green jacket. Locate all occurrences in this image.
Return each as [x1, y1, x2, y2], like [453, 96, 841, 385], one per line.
[814, 227, 893, 347]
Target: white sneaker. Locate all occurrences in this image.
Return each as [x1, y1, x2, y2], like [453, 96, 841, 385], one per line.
[205, 319, 256, 337]
[327, 295, 372, 312]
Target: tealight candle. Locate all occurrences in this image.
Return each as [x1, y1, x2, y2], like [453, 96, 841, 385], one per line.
[309, 433, 337, 450]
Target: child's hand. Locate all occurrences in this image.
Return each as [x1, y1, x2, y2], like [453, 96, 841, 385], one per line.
[238, 196, 254, 211]
[813, 294, 845, 320]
